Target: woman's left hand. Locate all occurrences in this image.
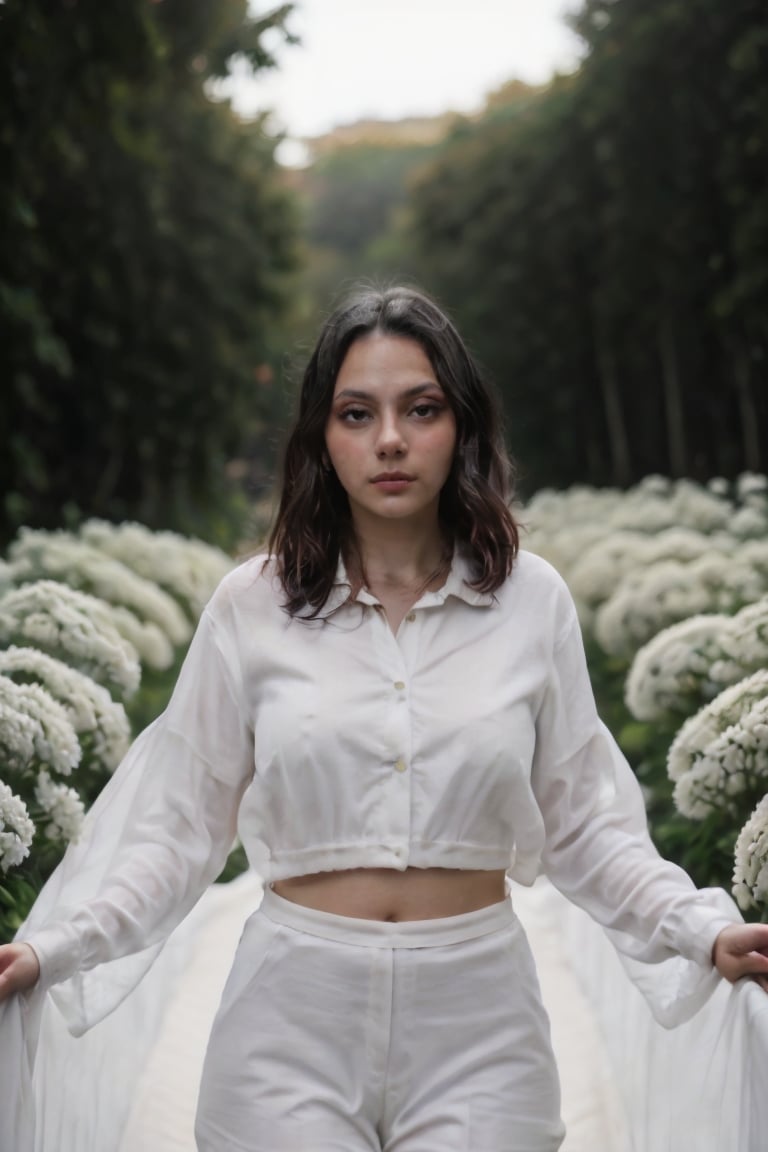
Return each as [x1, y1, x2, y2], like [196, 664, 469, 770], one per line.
[712, 924, 768, 993]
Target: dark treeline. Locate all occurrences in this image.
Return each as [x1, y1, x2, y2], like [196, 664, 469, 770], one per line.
[0, 0, 298, 547]
[406, 0, 768, 492]
[2, 0, 767, 543]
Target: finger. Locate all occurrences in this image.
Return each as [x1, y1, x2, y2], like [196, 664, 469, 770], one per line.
[736, 925, 768, 954]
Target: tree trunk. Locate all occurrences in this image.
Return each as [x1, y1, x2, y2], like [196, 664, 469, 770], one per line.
[594, 323, 632, 485]
[733, 341, 762, 472]
[658, 316, 687, 476]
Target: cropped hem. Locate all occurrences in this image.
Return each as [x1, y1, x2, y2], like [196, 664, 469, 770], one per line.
[264, 841, 512, 881]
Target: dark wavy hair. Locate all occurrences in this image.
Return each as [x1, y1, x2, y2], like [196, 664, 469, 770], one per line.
[268, 285, 519, 615]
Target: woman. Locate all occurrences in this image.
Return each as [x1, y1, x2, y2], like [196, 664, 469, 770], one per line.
[2, 285, 768, 1151]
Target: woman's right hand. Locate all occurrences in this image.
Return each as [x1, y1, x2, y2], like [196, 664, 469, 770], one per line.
[0, 943, 41, 1002]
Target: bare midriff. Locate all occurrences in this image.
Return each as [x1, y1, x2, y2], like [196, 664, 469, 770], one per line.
[271, 867, 508, 922]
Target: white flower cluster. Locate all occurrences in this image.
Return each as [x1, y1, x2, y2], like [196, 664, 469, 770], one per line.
[0, 675, 81, 777]
[625, 614, 733, 721]
[667, 670, 768, 820]
[733, 794, 768, 912]
[0, 646, 130, 771]
[34, 770, 85, 844]
[0, 521, 229, 883]
[626, 595, 768, 721]
[9, 528, 193, 646]
[0, 580, 141, 696]
[568, 528, 731, 629]
[0, 780, 35, 873]
[524, 475, 767, 593]
[594, 549, 768, 658]
[80, 519, 233, 617]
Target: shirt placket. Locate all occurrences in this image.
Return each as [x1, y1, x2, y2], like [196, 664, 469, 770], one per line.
[362, 598, 421, 867]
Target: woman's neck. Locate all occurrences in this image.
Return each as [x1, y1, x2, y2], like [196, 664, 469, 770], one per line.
[346, 521, 451, 592]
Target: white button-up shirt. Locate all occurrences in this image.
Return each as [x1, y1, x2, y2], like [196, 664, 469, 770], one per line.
[25, 548, 739, 1030]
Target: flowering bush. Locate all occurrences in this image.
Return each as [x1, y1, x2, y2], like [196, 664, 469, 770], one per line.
[0, 521, 234, 940]
[34, 770, 85, 845]
[79, 519, 233, 617]
[523, 475, 768, 902]
[0, 780, 35, 875]
[667, 671, 768, 821]
[594, 550, 768, 658]
[0, 646, 130, 773]
[9, 528, 193, 646]
[525, 474, 766, 594]
[569, 529, 731, 630]
[624, 614, 733, 721]
[625, 596, 768, 722]
[0, 673, 86, 916]
[733, 794, 768, 913]
[0, 580, 141, 696]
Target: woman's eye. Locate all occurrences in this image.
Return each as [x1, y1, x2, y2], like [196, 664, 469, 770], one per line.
[411, 403, 441, 418]
[340, 407, 370, 423]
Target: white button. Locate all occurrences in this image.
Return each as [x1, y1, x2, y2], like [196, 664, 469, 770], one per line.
[394, 758, 407, 773]
[406, 612, 416, 622]
[394, 680, 405, 691]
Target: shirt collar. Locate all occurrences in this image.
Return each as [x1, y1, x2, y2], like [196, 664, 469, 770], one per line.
[317, 547, 495, 617]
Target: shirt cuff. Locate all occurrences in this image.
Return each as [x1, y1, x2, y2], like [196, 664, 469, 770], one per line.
[673, 890, 743, 968]
[21, 924, 81, 992]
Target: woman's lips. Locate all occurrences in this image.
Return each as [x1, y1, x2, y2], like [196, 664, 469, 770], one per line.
[371, 472, 415, 492]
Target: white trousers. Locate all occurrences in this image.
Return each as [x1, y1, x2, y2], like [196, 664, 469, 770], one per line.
[196, 888, 565, 1152]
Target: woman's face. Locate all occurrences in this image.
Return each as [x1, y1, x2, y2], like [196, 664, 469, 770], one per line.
[324, 332, 457, 533]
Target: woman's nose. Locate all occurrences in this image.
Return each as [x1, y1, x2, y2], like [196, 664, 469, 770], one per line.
[375, 415, 407, 456]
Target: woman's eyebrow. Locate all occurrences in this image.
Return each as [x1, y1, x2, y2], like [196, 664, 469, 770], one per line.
[335, 383, 442, 400]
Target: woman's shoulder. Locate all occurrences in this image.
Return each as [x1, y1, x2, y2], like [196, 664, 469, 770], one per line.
[496, 549, 577, 637]
[508, 549, 572, 598]
[206, 552, 282, 617]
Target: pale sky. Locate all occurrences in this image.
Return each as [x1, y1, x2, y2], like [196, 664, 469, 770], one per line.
[221, 1, 583, 162]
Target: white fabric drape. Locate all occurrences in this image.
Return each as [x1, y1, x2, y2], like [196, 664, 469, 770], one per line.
[0, 872, 262, 1152]
[560, 881, 768, 1151]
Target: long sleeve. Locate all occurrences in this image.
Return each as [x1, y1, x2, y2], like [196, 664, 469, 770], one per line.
[17, 583, 255, 1036]
[530, 597, 741, 1027]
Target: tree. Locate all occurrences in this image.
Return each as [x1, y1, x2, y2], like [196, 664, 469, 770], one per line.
[0, 0, 299, 546]
[406, 1, 768, 489]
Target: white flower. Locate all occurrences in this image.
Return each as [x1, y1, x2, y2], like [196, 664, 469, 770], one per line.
[0, 675, 81, 777]
[0, 646, 130, 771]
[733, 794, 768, 912]
[637, 474, 672, 497]
[0, 779, 35, 873]
[34, 770, 85, 844]
[0, 580, 141, 696]
[729, 506, 768, 540]
[79, 519, 233, 617]
[99, 603, 175, 671]
[9, 528, 192, 645]
[668, 673, 768, 819]
[595, 553, 768, 657]
[0, 690, 37, 771]
[737, 472, 768, 499]
[625, 614, 732, 721]
[718, 596, 768, 678]
[668, 670, 768, 782]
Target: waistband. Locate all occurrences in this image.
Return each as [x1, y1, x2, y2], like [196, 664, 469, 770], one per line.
[259, 885, 517, 949]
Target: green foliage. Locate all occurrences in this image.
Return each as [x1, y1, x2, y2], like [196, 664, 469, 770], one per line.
[405, 0, 768, 491]
[0, 0, 300, 547]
